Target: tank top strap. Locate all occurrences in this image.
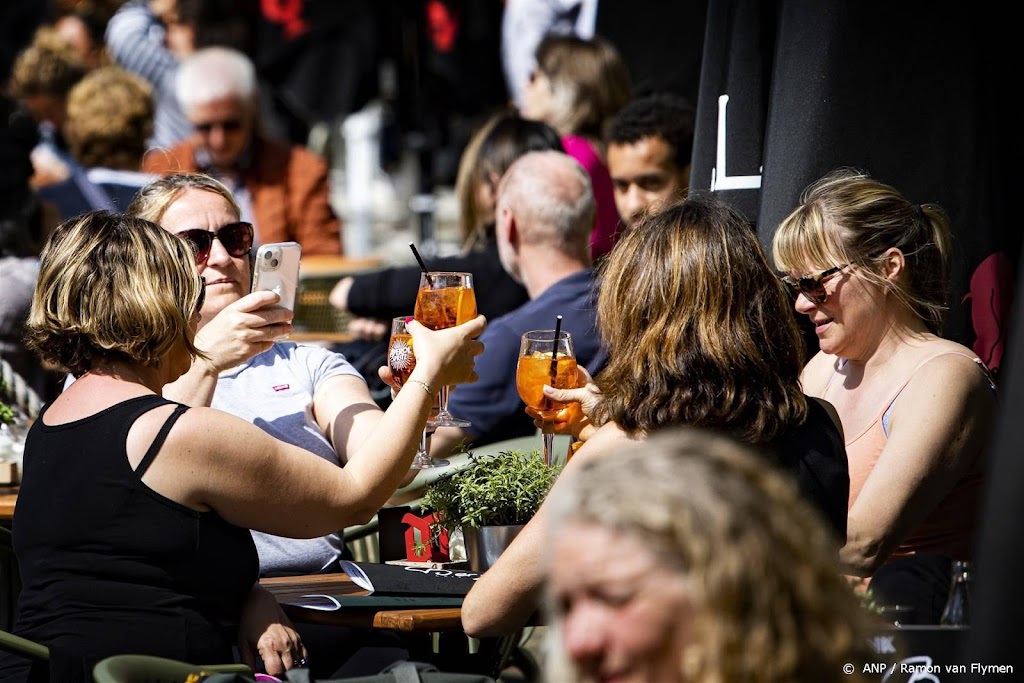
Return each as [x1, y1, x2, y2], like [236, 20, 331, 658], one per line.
[135, 403, 189, 477]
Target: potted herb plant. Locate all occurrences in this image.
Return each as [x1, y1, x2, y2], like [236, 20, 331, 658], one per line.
[421, 449, 561, 571]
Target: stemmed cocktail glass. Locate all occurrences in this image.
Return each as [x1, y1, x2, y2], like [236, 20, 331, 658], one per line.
[388, 317, 448, 469]
[516, 329, 577, 466]
[413, 271, 477, 428]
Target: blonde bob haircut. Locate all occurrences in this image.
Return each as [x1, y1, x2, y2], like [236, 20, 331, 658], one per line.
[128, 173, 241, 224]
[544, 427, 877, 683]
[593, 194, 808, 444]
[24, 211, 205, 376]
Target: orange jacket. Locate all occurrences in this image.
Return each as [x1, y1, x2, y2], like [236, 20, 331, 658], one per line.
[143, 135, 343, 255]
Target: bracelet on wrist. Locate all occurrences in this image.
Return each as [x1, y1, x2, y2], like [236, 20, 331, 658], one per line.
[408, 378, 433, 396]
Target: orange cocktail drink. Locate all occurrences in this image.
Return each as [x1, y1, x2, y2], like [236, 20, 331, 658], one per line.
[516, 352, 578, 419]
[413, 272, 476, 428]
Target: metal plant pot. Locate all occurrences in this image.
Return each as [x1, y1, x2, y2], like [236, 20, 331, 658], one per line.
[463, 524, 526, 572]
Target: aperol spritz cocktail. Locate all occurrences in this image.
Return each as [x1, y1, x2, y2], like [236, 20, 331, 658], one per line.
[388, 317, 447, 469]
[517, 330, 577, 466]
[414, 272, 476, 428]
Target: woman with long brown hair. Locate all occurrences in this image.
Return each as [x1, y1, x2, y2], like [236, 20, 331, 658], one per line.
[459, 194, 850, 637]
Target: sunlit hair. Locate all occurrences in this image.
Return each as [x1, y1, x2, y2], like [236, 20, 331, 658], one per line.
[175, 45, 257, 110]
[24, 211, 204, 376]
[497, 151, 595, 256]
[533, 34, 632, 138]
[772, 168, 953, 334]
[593, 194, 807, 443]
[454, 110, 564, 249]
[544, 428, 877, 683]
[64, 66, 153, 170]
[8, 26, 87, 99]
[128, 173, 241, 224]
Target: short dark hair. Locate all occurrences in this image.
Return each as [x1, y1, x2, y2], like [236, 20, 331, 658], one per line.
[606, 92, 696, 170]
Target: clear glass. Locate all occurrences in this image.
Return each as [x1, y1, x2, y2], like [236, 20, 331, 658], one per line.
[388, 316, 448, 469]
[413, 272, 477, 428]
[516, 329, 577, 466]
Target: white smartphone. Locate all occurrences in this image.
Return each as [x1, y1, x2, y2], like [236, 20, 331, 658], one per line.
[251, 241, 302, 312]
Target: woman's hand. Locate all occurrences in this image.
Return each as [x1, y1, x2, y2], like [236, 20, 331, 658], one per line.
[526, 366, 602, 441]
[238, 584, 308, 676]
[404, 316, 486, 389]
[194, 290, 293, 373]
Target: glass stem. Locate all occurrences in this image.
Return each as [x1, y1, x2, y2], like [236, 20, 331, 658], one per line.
[542, 423, 555, 468]
[438, 385, 451, 416]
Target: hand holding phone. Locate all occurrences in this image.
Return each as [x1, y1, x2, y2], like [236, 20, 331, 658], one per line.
[251, 242, 302, 312]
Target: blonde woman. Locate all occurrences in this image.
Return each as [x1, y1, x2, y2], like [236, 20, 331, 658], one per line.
[544, 427, 876, 683]
[773, 168, 997, 621]
[1, 211, 482, 682]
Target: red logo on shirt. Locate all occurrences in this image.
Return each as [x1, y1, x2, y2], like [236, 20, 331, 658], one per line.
[272, 384, 290, 392]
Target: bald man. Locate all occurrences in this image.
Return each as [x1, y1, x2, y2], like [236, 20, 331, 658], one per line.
[429, 150, 607, 458]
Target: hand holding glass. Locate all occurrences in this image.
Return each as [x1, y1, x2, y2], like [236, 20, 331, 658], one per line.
[517, 330, 578, 466]
[387, 317, 448, 469]
[413, 272, 477, 428]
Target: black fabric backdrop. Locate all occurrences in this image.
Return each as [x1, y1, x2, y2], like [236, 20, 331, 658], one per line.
[691, 1, 1020, 671]
[691, 0, 1017, 372]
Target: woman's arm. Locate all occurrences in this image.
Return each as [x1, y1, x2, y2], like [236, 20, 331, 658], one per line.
[840, 354, 996, 575]
[460, 423, 636, 637]
[142, 317, 485, 538]
[162, 290, 294, 406]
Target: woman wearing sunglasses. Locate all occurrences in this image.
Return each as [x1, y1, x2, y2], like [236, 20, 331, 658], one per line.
[773, 168, 996, 623]
[2, 211, 483, 682]
[124, 173, 485, 675]
[460, 194, 851, 638]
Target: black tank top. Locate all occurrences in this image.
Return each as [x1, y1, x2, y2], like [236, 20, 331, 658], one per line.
[0, 394, 258, 682]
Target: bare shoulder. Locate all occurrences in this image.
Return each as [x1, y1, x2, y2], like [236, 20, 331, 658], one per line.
[909, 338, 994, 389]
[164, 405, 263, 457]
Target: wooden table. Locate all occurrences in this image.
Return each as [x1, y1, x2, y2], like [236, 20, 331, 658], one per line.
[260, 573, 464, 632]
[0, 486, 17, 521]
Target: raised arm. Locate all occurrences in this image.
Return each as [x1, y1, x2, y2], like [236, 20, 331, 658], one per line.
[162, 290, 293, 406]
[144, 316, 485, 537]
[840, 354, 996, 575]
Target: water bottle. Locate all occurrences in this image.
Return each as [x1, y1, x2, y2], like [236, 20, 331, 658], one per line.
[940, 559, 972, 626]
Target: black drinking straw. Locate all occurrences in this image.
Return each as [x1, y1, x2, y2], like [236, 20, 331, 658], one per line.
[409, 242, 433, 286]
[549, 315, 563, 378]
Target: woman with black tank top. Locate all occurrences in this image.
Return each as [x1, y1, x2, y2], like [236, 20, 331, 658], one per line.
[0, 211, 484, 682]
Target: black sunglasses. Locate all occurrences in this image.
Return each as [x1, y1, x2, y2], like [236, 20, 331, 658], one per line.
[178, 222, 254, 264]
[195, 118, 244, 134]
[780, 264, 848, 304]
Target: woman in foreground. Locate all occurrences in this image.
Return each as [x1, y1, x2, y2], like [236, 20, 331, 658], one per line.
[544, 427, 876, 683]
[460, 194, 850, 636]
[773, 168, 996, 620]
[1, 211, 483, 682]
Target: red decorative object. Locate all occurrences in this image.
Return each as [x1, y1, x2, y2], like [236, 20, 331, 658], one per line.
[401, 512, 450, 562]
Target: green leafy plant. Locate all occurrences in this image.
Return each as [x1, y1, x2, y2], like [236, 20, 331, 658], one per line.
[0, 380, 14, 426]
[421, 449, 561, 537]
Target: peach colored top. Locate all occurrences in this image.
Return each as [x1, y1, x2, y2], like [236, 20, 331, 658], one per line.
[827, 350, 991, 560]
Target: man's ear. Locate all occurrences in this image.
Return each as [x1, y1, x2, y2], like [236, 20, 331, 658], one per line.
[498, 204, 518, 247]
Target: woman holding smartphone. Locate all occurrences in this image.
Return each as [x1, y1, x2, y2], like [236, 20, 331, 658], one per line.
[124, 173, 484, 675]
[2, 210, 483, 682]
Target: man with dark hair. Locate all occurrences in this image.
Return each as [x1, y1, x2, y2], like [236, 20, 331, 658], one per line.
[606, 92, 695, 231]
